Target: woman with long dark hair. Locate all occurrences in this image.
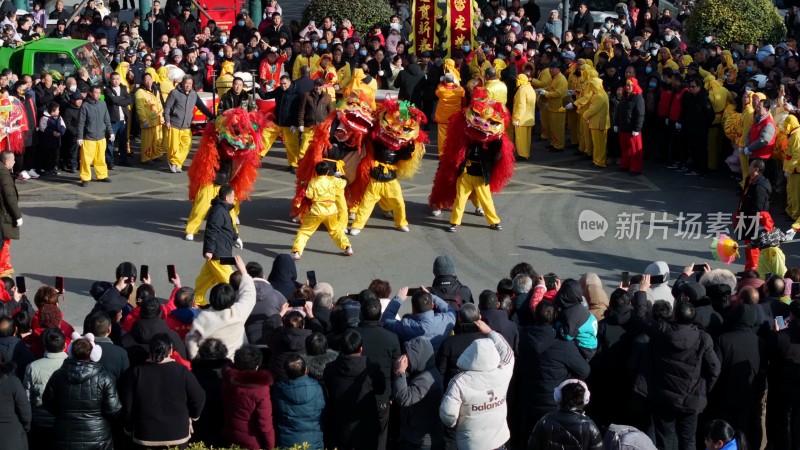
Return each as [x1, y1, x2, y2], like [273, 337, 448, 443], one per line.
[704, 419, 749, 450]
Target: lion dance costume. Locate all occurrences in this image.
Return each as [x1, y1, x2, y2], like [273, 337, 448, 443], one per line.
[185, 108, 274, 241]
[429, 88, 515, 231]
[347, 99, 427, 235]
[0, 97, 25, 276]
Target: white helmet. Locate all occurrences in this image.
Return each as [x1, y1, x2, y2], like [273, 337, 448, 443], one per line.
[750, 74, 767, 89]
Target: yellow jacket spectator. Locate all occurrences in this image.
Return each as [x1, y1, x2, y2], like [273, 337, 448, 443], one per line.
[512, 74, 536, 159]
[582, 78, 610, 168]
[293, 44, 321, 80]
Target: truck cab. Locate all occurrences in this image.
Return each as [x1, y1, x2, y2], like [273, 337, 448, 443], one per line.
[0, 39, 113, 86]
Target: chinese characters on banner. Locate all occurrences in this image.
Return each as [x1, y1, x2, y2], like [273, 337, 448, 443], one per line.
[411, 0, 436, 53]
[446, 0, 474, 57]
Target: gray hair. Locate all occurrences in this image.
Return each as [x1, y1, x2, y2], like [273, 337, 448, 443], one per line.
[699, 269, 737, 292]
[444, 72, 455, 83]
[458, 303, 480, 324]
[512, 274, 533, 294]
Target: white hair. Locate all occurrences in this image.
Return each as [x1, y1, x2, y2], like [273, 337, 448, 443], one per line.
[699, 269, 737, 292]
[512, 274, 533, 294]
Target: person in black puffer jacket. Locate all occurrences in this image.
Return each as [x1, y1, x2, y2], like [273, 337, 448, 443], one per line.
[631, 276, 720, 450]
[671, 281, 724, 339]
[190, 338, 231, 447]
[266, 309, 323, 381]
[429, 255, 474, 309]
[120, 296, 188, 366]
[528, 379, 604, 450]
[43, 336, 121, 450]
[679, 76, 715, 176]
[588, 288, 637, 429]
[512, 301, 590, 449]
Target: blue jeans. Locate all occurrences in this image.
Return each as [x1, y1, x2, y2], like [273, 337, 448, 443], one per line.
[107, 121, 128, 164]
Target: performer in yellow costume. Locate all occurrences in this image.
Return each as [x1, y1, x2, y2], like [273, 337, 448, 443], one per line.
[536, 60, 569, 151]
[573, 61, 598, 157]
[565, 55, 581, 149]
[312, 53, 338, 99]
[705, 75, 732, 170]
[135, 69, 165, 164]
[290, 162, 353, 260]
[348, 99, 427, 235]
[429, 88, 516, 232]
[531, 55, 553, 141]
[512, 74, 536, 160]
[782, 115, 800, 223]
[581, 78, 610, 168]
[737, 91, 759, 188]
[184, 108, 274, 242]
[435, 72, 466, 157]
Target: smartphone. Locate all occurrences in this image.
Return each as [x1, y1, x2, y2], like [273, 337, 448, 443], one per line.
[544, 275, 557, 291]
[307, 270, 317, 288]
[121, 263, 135, 281]
[776, 316, 788, 330]
[55, 276, 64, 294]
[219, 256, 237, 265]
[407, 287, 423, 297]
[692, 263, 706, 272]
[289, 298, 306, 308]
[621, 271, 630, 288]
[140, 265, 149, 282]
[15, 276, 25, 294]
[792, 282, 800, 298]
[167, 264, 176, 282]
[650, 275, 665, 285]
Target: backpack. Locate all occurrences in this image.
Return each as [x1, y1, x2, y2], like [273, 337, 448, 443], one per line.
[603, 424, 657, 450]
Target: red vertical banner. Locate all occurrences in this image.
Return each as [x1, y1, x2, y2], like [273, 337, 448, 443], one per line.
[411, 0, 435, 53]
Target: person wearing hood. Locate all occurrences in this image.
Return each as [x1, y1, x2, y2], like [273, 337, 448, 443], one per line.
[643, 260, 672, 306]
[580, 272, 609, 321]
[135, 70, 165, 164]
[440, 319, 514, 450]
[513, 300, 589, 447]
[578, 77, 609, 169]
[268, 254, 303, 300]
[783, 114, 800, 226]
[513, 73, 536, 160]
[710, 304, 764, 442]
[121, 296, 188, 366]
[737, 159, 772, 270]
[555, 279, 598, 359]
[394, 336, 444, 449]
[631, 275, 720, 450]
[435, 72, 466, 157]
[272, 354, 325, 449]
[616, 77, 645, 175]
[192, 185, 242, 306]
[735, 91, 759, 189]
[589, 288, 637, 429]
[323, 329, 385, 449]
[186, 256, 256, 360]
[536, 59, 569, 151]
[704, 75, 732, 171]
[528, 379, 604, 449]
[43, 335, 122, 450]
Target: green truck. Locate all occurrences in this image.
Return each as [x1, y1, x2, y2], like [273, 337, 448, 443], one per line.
[0, 38, 113, 86]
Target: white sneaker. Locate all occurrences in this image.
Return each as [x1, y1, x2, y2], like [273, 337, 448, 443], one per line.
[382, 210, 394, 219]
[169, 164, 178, 173]
[235, 216, 240, 225]
[475, 206, 485, 217]
[430, 209, 442, 217]
[348, 228, 361, 236]
[16, 171, 30, 180]
[27, 169, 40, 179]
[343, 246, 353, 256]
[184, 233, 194, 241]
[291, 252, 301, 260]
[290, 216, 299, 223]
[176, 165, 183, 173]
[397, 226, 410, 232]
[348, 212, 356, 220]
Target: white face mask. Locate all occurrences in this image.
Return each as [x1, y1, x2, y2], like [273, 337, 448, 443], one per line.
[68, 85, 77, 92]
[664, 34, 673, 42]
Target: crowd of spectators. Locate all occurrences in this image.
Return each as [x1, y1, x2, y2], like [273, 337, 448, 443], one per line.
[0, 253, 799, 449]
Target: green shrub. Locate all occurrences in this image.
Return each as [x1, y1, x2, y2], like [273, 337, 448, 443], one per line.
[302, 0, 395, 35]
[685, 0, 786, 47]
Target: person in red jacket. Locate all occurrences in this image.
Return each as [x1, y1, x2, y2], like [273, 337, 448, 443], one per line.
[30, 286, 74, 341]
[259, 47, 288, 92]
[223, 345, 275, 450]
[743, 98, 778, 187]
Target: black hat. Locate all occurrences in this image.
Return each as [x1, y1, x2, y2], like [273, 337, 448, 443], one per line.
[678, 281, 707, 303]
[453, 50, 464, 59]
[420, 51, 431, 57]
[57, 19, 66, 25]
[126, 48, 136, 56]
[90, 281, 112, 301]
[245, 47, 254, 54]
[182, 5, 191, 11]
[70, 91, 84, 101]
[549, 59, 561, 68]
[688, 62, 700, 70]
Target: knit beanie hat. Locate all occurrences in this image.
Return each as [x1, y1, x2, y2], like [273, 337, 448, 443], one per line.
[433, 255, 456, 277]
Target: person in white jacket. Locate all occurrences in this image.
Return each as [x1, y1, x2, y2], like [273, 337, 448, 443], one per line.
[185, 255, 256, 360]
[439, 319, 515, 450]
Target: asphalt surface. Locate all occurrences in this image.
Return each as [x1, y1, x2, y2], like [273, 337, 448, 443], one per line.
[14, 130, 799, 327]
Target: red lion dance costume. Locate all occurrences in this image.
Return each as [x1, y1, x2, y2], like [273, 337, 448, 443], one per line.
[293, 91, 376, 226]
[348, 98, 427, 235]
[0, 97, 26, 276]
[429, 87, 515, 231]
[184, 108, 274, 242]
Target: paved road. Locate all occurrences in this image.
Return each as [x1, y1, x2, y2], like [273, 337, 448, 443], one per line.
[14, 132, 798, 327]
